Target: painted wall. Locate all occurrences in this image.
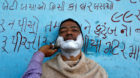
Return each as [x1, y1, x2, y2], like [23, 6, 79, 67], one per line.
[0, 0, 140, 78]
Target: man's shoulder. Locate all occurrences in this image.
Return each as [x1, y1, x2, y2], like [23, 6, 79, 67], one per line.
[85, 57, 105, 70]
[85, 57, 98, 68]
[82, 53, 98, 68]
[85, 57, 108, 76]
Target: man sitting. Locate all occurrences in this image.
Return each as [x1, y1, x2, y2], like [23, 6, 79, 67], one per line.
[23, 18, 108, 78]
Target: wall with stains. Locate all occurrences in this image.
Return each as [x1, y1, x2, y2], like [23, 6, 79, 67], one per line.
[0, 0, 140, 78]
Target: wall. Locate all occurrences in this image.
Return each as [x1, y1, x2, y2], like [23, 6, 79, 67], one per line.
[0, 0, 140, 78]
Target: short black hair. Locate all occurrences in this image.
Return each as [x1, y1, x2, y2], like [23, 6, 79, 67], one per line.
[59, 18, 83, 37]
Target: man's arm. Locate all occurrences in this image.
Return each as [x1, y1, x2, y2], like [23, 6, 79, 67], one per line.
[22, 51, 44, 78]
[22, 45, 57, 78]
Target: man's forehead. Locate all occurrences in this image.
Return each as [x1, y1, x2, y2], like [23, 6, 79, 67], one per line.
[60, 21, 80, 29]
[60, 25, 79, 29]
[61, 21, 78, 26]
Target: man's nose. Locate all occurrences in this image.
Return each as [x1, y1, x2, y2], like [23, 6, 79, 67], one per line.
[66, 29, 73, 34]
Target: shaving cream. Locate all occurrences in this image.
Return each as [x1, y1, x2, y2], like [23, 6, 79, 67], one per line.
[56, 34, 83, 59]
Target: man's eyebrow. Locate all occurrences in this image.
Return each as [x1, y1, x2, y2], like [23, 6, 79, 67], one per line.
[70, 26, 79, 29]
[60, 26, 67, 30]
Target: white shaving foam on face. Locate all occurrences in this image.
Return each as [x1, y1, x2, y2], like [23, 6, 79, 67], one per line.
[56, 34, 83, 59]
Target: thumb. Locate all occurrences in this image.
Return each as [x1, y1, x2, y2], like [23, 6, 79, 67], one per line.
[48, 49, 57, 54]
[51, 49, 57, 54]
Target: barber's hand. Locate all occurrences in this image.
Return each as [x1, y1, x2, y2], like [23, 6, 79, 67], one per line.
[39, 45, 57, 57]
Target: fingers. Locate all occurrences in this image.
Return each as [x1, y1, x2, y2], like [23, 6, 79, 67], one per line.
[39, 44, 58, 57]
[54, 49, 57, 52]
[48, 49, 57, 54]
[46, 49, 57, 57]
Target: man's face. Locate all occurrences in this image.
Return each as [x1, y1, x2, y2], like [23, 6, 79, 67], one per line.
[59, 21, 81, 41]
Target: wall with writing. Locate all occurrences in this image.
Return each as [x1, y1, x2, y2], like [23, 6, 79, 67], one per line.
[0, 0, 140, 78]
